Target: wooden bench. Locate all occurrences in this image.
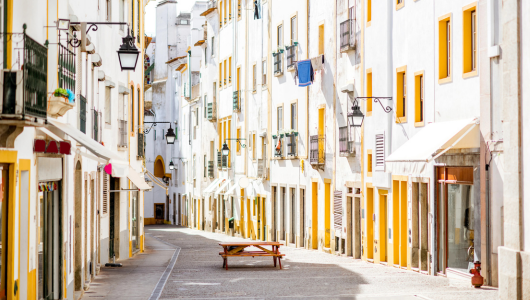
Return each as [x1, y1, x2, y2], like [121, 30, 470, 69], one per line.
[219, 242, 285, 270]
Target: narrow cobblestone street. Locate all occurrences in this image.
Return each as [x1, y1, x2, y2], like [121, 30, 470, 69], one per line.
[84, 225, 498, 300]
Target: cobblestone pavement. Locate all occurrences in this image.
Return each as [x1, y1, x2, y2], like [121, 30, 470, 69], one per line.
[143, 225, 498, 300]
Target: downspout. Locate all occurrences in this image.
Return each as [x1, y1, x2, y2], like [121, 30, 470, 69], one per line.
[232, 0, 237, 181]
[188, 49, 192, 146]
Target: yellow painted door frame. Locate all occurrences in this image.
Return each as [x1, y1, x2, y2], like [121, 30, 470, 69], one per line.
[400, 181, 408, 267]
[379, 191, 388, 263]
[324, 180, 331, 248]
[311, 182, 318, 249]
[246, 197, 251, 238]
[366, 187, 374, 259]
[392, 180, 400, 266]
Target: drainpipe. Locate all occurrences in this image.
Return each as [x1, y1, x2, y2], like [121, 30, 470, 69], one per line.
[188, 49, 192, 146]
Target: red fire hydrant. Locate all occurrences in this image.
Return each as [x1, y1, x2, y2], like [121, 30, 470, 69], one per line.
[469, 261, 484, 288]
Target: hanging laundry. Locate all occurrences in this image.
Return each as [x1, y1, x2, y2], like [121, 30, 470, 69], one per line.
[254, 0, 261, 20]
[311, 54, 324, 71]
[297, 60, 314, 87]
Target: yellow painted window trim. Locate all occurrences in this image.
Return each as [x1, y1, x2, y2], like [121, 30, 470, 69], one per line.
[462, 3, 478, 75]
[414, 121, 425, 127]
[366, 111, 372, 117]
[438, 13, 452, 80]
[367, 150, 373, 177]
[396, 116, 407, 124]
[414, 70, 425, 124]
[396, 1, 404, 11]
[462, 70, 478, 79]
[438, 76, 452, 84]
[367, 21, 371, 28]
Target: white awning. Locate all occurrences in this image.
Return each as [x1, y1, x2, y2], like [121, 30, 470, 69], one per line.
[386, 118, 479, 175]
[127, 167, 151, 190]
[224, 182, 239, 195]
[48, 118, 129, 177]
[203, 178, 222, 193]
[214, 180, 231, 196]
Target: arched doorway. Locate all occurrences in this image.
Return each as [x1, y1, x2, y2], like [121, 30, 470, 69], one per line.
[74, 161, 83, 290]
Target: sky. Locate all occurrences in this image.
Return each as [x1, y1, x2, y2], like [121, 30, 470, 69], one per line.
[145, 0, 196, 37]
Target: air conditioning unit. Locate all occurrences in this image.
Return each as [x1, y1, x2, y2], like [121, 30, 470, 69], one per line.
[0, 70, 23, 116]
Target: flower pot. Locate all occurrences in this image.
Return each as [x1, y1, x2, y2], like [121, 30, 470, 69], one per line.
[48, 96, 75, 117]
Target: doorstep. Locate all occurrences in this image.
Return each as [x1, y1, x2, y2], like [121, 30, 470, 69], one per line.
[446, 267, 472, 281]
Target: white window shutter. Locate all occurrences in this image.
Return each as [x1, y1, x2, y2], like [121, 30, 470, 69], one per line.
[375, 132, 385, 171]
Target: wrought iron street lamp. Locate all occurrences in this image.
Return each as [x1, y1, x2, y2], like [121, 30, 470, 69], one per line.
[117, 29, 140, 71]
[348, 99, 365, 127]
[222, 142, 230, 156]
[165, 125, 176, 144]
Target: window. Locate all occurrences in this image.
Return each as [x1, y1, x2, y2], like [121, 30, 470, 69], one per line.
[204, 46, 208, 65]
[277, 24, 283, 48]
[366, 69, 372, 114]
[396, 66, 406, 122]
[105, 87, 111, 124]
[236, 127, 241, 155]
[106, 0, 111, 21]
[277, 106, 283, 131]
[229, 0, 232, 20]
[252, 64, 257, 91]
[204, 155, 207, 178]
[367, 150, 373, 177]
[291, 16, 297, 44]
[136, 88, 140, 132]
[252, 133, 256, 159]
[375, 132, 385, 171]
[211, 37, 215, 56]
[396, 0, 404, 10]
[219, 63, 222, 87]
[204, 95, 208, 118]
[438, 14, 451, 81]
[262, 59, 267, 85]
[414, 72, 424, 126]
[220, 0, 223, 25]
[367, 0, 371, 24]
[130, 88, 134, 131]
[291, 103, 297, 130]
[223, 59, 227, 86]
[224, 0, 227, 24]
[318, 24, 325, 55]
[229, 56, 232, 84]
[463, 5, 477, 75]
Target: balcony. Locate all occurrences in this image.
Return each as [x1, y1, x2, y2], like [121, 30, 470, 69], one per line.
[273, 52, 283, 76]
[233, 90, 241, 112]
[285, 45, 297, 70]
[207, 101, 217, 122]
[200, 0, 217, 16]
[272, 134, 284, 157]
[118, 120, 128, 148]
[208, 161, 214, 178]
[0, 30, 48, 126]
[339, 126, 355, 156]
[286, 133, 298, 156]
[49, 43, 76, 118]
[340, 19, 356, 52]
[310, 135, 325, 169]
[137, 132, 145, 158]
[79, 95, 87, 134]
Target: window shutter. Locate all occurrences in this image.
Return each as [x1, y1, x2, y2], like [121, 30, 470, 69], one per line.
[334, 190, 342, 231]
[102, 172, 109, 214]
[375, 132, 385, 171]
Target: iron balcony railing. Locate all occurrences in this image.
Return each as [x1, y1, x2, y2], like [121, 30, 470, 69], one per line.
[217, 151, 222, 169]
[137, 132, 145, 158]
[310, 135, 325, 166]
[233, 90, 241, 112]
[92, 109, 99, 141]
[118, 120, 128, 147]
[207, 101, 217, 121]
[59, 44, 76, 91]
[340, 19, 356, 52]
[208, 161, 214, 178]
[273, 52, 282, 75]
[0, 28, 48, 120]
[285, 45, 296, 69]
[272, 134, 284, 157]
[80, 95, 87, 133]
[286, 133, 297, 156]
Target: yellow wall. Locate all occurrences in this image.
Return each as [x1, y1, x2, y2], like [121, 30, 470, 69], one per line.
[366, 187, 374, 259]
[324, 180, 331, 248]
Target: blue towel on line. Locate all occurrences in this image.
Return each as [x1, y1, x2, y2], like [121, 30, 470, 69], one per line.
[297, 60, 313, 87]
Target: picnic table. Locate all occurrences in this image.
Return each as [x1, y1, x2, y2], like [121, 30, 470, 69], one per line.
[219, 242, 285, 270]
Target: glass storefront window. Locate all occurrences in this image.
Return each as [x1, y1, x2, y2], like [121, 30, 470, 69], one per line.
[447, 184, 474, 272]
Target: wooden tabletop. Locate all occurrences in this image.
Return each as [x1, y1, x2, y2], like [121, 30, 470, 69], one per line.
[219, 242, 281, 246]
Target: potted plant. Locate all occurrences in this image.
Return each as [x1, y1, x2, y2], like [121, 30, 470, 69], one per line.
[53, 88, 69, 100]
[48, 88, 75, 117]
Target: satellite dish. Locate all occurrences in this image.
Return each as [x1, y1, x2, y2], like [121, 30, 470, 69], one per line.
[239, 176, 250, 189]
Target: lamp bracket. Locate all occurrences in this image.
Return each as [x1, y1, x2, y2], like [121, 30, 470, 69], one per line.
[62, 22, 128, 48]
[356, 97, 393, 113]
[224, 138, 247, 148]
[144, 121, 171, 134]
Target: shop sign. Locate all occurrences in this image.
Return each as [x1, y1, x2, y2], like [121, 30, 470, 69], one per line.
[34, 139, 71, 155]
